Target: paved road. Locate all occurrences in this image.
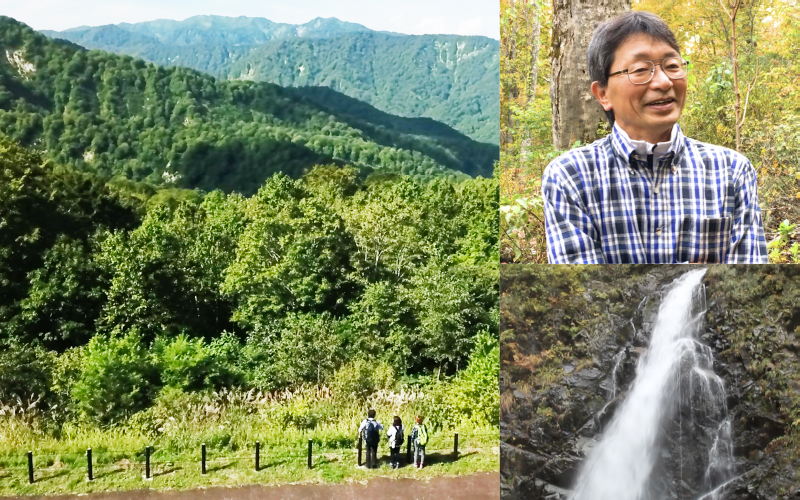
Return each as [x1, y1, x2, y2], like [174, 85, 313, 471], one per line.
[5, 472, 499, 500]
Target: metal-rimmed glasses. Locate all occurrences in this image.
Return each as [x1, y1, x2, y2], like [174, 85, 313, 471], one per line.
[608, 57, 690, 85]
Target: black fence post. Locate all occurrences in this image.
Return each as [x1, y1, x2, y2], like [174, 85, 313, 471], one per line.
[201, 443, 207, 475]
[145, 446, 151, 479]
[357, 436, 362, 467]
[87, 448, 93, 481]
[406, 435, 412, 465]
[307, 439, 313, 469]
[454, 432, 459, 459]
[27, 451, 34, 484]
[255, 441, 260, 471]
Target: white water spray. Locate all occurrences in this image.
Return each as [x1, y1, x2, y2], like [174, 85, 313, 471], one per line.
[570, 269, 734, 500]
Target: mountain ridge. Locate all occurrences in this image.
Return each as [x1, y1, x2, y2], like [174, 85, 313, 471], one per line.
[40, 15, 499, 144]
[0, 16, 496, 195]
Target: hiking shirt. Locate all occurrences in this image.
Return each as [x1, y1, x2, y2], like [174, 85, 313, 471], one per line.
[358, 418, 384, 438]
[542, 123, 768, 264]
[386, 424, 404, 449]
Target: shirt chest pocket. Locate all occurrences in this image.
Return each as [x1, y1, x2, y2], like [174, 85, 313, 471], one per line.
[676, 216, 732, 263]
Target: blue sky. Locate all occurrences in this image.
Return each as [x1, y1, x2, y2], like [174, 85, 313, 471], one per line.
[0, 0, 499, 39]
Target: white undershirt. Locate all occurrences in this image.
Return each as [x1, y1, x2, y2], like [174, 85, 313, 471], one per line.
[616, 123, 678, 166]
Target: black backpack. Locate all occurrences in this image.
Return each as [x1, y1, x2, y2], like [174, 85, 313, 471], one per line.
[393, 425, 404, 447]
[365, 420, 380, 446]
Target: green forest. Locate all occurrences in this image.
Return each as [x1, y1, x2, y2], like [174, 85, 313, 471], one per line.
[500, 0, 800, 263]
[0, 17, 497, 196]
[0, 133, 499, 491]
[0, 13, 500, 494]
[0, 131, 498, 420]
[41, 17, 501, 144]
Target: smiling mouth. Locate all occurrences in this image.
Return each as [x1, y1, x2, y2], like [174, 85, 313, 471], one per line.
[646, 98, 676, 106]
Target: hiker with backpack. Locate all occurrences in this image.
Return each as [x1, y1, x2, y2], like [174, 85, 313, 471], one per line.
[358, 409, 384, 469]
[386, 416, 404, 469]
[411, 415, 428, 468]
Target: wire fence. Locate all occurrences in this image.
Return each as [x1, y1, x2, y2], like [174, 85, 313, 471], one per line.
[0, 431, 497, 483]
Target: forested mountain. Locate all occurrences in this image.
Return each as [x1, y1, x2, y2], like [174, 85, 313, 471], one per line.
[0, 17, 496, 194]
[41, 16, 500, 144]
[45, 15, 382, 47]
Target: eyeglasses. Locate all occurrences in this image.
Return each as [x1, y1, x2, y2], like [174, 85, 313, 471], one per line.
[608, 57, 690, 85]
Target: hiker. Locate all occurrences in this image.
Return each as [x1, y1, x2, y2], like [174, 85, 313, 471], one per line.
[386, 416, 404, 469]
[358, 409, 384, 469]
[411, 415, 428, 468]
[542, 11, 768, 264]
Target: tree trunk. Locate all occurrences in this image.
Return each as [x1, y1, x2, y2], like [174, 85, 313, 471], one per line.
[500, 0, 541, 148]
[500, 0, 519, 147]
[526, 1, 541, 105]
[550, 0, 630, 150]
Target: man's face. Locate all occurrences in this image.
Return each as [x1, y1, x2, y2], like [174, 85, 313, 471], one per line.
[591, 33, 687, 143]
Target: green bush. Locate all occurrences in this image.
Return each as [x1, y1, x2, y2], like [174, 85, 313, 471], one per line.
[448, 329, 499, 426]
[329, 359, 395, 402]
[154, 334, 209, 390]
[245, 313, 342, 390]
[49, 347, 85, 421]
[72, 328, 157, 425]
[415, 330, 499, 429]
[0, 343, 54, 404]
[154, 332, 245, 391]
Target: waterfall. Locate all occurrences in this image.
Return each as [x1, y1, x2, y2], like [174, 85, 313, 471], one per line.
[570, 269, 735, 500]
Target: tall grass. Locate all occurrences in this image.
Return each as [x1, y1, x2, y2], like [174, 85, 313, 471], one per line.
[0, 385, 497, 468]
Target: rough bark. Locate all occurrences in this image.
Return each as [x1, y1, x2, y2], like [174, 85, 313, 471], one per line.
[550, 0, 630, 150]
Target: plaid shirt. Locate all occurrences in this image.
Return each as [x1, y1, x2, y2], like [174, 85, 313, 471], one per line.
[542, 124, 768, 264]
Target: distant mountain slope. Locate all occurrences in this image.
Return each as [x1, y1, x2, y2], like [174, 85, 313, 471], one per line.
[48, 15, 378, 46]
[40, 16, 499, 144]
[0, 17, 496, 194]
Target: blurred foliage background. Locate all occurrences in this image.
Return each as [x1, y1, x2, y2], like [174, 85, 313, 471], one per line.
[500, 0, 800, 263]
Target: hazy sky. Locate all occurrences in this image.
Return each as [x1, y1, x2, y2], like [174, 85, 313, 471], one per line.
[0, 0, 499, 39]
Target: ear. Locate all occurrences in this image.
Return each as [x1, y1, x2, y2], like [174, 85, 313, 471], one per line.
[591, 81, 613, 112]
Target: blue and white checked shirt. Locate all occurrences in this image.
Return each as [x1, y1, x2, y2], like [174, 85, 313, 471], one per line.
[542, 124, 768, 264]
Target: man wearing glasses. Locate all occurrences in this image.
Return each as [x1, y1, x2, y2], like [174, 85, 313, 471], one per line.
[542, 11, 768, 263]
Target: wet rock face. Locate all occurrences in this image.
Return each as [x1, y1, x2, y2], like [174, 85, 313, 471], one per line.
[500, 267, 800, 500]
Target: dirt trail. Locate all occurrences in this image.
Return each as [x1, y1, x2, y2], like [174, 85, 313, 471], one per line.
[5, 472, 499, 500]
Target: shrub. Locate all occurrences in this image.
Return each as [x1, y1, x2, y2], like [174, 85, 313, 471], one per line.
[329, 359, 396, 403]
[0, 343, 55, 404]
[415, 330, 499, 429]
[448, 329, 500, 426]
[72, 328, 157, 425]
[49, 347, 85, 421]
[245, 313, 342, 390]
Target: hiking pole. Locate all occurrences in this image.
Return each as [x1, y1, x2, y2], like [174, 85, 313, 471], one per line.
[201, 443, 207, 475]
[255, 441, 260, 471]
[307, 439, 313, 469]
[87, 448, 93, 481]
[406, 435, 412, 465]
[27, 451, 34, 484]
[357, 436, 363, 466]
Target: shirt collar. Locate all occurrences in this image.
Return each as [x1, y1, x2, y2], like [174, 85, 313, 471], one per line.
[610, 123, 685, 166]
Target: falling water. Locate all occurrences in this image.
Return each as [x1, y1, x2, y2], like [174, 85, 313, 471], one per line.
[570, 269, 735, 500]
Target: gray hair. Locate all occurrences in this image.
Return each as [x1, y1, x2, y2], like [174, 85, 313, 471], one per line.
[587, 11, 681, 124]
